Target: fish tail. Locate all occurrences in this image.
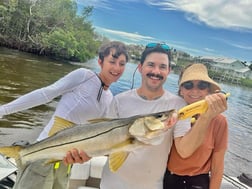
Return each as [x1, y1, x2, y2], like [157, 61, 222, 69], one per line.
[0, 145, 22, 162]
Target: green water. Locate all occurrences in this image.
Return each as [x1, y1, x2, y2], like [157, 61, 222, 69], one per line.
[0, 47, 251, 177]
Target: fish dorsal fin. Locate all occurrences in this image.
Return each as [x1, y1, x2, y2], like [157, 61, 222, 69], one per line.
[109, 151, 129, 172]
[87, 118, 112, 124]
[48, 116, 75, 136]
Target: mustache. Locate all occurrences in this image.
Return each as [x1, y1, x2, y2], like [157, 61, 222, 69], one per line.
[146, 73, 164, 80]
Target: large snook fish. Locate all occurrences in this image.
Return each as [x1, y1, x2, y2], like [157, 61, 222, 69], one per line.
[0, 109, 177, 172]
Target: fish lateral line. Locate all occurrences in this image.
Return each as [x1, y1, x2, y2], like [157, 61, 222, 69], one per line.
[22, 122, 132, 157]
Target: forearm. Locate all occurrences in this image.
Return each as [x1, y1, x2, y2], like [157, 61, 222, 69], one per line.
[175, 114, 211, 158]
[0, 88, 52, 116]
[210, 150, 226, 189]
[0, 69, 83, 117]
[210, 168, 224, 189]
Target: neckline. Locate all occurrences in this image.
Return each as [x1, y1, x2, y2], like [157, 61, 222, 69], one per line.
[136, 88, 164, 100]
[96, 73, 109, 102]
[138, 94, 162, 100]
[96, 73, 109, 89]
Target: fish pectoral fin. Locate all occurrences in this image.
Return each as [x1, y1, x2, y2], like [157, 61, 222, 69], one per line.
[49, 116, 75, 136]
[109, 151, 129, 172]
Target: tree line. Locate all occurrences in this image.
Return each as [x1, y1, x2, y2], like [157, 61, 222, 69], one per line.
[0, 0, 103, 62]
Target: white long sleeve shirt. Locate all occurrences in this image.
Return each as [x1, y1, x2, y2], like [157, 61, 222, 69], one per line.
[0, 68, 113, 141]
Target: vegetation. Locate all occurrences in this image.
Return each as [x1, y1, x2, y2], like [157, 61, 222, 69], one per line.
[240, 78, 252, 88]
[0, 0, 101, 62]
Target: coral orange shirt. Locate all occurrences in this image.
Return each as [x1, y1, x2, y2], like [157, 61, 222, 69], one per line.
[168, 114, 228, 176]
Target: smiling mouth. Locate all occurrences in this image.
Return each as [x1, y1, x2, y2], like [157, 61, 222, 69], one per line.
[189, 95, 203, 101]
[110, 72, 120, 76]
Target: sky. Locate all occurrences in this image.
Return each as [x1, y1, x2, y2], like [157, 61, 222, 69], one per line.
[76, 0, 252, 62]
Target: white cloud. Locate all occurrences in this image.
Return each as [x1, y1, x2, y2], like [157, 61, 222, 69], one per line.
[212, 37, 252, 51]
[94, 26, 155, 43]
[94, 26, 219, 57]
[204, 47, 215, 52]
[146, 0, 252, 31]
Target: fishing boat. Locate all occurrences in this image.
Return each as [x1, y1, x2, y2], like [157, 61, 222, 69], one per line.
[1, 155, 251, 189]
[0, 155, 16, 189]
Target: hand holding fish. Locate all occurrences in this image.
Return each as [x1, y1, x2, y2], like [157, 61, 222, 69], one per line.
[63, 148, 91, 165]
[164, 112, 178, 129]
[178, 92, 229, 123]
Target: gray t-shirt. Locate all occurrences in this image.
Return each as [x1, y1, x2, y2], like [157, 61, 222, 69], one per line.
[101, 89, 190, 189]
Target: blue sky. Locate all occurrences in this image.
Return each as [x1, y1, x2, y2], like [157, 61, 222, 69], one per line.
[76, 0, 252, 62]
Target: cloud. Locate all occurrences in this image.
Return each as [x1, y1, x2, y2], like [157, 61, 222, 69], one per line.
[212, 37, 252, 51]
[94, 26, 220, 57]
[146, 0, 252, 31]
[94, 26, 155, 43]
[204, 47, 215, 52]
[77, 0, 252, 31]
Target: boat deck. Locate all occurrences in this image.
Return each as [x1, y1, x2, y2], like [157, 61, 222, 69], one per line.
[1, 155, 251, 189]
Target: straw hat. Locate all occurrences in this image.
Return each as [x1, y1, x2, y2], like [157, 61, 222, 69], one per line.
[179, 64, 221, 93]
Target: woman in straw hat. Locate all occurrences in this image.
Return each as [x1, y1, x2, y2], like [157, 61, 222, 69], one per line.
[163, 63, 228, 189]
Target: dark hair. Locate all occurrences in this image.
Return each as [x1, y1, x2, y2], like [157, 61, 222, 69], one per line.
[140, 46, 171, 67]
[98, 41, 129, 62]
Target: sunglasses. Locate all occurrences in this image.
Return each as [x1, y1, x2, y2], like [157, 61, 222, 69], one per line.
[145, 43, 170, 51]
[182, 81, 210, 90]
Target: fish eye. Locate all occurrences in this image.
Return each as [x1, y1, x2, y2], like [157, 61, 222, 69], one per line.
[156, 114, 163, 118]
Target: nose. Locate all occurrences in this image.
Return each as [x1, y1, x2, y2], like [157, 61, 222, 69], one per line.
[191, 86, 201, 92]
[114, 62, 122, 71]
[152, 66, 161, 74]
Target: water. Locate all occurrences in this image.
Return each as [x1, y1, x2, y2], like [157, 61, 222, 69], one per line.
[0, 47, 251, 177]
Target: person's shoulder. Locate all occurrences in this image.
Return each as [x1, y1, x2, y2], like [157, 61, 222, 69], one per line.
[70, 68, 95, 76]
[212, 114, 228, 124]
[114, 89, 135, 99]
[210, 114, 228, 131]
[73, 67, 92, 73]
[163, 90, 185, 101]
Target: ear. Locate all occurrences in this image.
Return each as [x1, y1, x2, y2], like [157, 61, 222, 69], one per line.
[98, 59, 103, 67]
[168, 66, 171, 73]
[137, 64, 142, 73]
[179, 88, 184, 97]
